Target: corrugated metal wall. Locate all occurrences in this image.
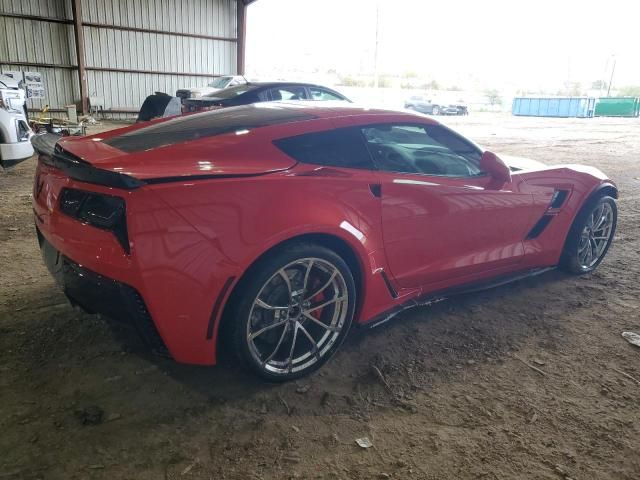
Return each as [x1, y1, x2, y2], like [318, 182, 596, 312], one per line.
[82, 0, 237, 119]
[0, 0, 78, 112]
[1, 0, 238, 119]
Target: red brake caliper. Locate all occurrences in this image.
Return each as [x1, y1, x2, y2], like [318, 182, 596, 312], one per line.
[308, 277, 326, 320]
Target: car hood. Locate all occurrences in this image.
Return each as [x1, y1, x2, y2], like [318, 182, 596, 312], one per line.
[499, 154, 546, 171]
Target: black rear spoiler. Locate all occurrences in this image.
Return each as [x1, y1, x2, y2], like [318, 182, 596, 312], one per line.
[32, 134, 145, 190]
[32, 133, 271, 189]
[31, 133, 59, 158]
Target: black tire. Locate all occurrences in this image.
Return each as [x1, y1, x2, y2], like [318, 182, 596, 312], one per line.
[560, 194, 617, 274]
[225, 242, 356, 382]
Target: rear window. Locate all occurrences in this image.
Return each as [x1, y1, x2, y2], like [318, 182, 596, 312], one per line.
[103, 104, 317, 153]
[273, 127, 375, 170]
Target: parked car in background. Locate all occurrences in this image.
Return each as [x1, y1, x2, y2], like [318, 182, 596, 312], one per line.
[175, 75, 247, 100]
[404, 95, 468, 115]
[0, 74, 33, 169]
[184, 82, 350, 112]
[450, 103, 469, 115]
[33, 103, 617, 381]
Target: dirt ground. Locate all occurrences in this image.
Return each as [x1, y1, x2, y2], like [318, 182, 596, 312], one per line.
[1, 113, 639, 480]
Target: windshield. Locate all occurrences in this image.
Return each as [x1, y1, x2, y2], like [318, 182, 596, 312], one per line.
[204, 84, 254, 99]
[207, 77, 232, 89]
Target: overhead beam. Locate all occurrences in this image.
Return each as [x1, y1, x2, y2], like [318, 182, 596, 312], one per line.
[71, 0, 88, 114]
[0, 13, 72, 24]
[85, 66, 222, 78]
[0, 13, 237, 43]
[0, 61, 76, 69]
[82, 22, 237, 43]
[0, 61, 224, 78]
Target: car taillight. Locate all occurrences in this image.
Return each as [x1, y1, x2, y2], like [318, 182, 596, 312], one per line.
[59, 188, 130, 253]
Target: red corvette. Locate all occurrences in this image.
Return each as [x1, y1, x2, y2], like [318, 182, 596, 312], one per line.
[32, 103, 618, 380]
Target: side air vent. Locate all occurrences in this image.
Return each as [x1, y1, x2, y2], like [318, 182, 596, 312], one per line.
[526, 190, 569, 240]
[526, 215, 553, 240]
[550, 189, 569, 209]
[380, 270, 398, 299]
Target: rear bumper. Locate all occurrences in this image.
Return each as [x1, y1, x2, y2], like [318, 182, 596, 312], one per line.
[33, 159, 242, 366]
[38, 228, 169, 356]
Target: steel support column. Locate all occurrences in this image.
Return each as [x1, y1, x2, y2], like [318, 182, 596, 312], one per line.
[71, 0, 88, 114]
[236, 0, 247, 75]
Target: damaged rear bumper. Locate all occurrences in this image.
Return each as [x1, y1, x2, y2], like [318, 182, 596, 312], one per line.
[37, 227, 169, 356]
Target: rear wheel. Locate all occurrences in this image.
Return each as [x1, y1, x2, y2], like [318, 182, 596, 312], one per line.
[227, 243, 356, 381]
[560, 195, 617, 274]
[432, 105, 440, 115]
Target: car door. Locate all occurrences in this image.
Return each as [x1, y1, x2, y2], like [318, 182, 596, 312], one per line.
[360, 122, 538, 289]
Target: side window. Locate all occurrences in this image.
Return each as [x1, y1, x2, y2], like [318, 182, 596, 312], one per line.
[361, 124, 483, 177]
[257, 89, 271, 101]
[309, 87, 344, 101]
[268, 86, 308, 101]
[273, 128, 375, 170]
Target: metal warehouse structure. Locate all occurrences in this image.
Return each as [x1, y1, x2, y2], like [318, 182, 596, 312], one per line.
[0, 0, 256, 118]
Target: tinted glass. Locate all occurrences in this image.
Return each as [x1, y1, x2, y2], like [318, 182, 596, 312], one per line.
[309, 87, 345, 101]
[268, 87, 307, 101]
[208, 77, 232, 88]
[361, 124, 482, 177]
[274, 128, 374, 170]
[104, 104, 317, 153]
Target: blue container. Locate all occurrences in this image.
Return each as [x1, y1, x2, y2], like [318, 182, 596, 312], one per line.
[512, 97, 596, 118]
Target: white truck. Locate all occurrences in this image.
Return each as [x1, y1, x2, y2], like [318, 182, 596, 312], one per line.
[0, 74, 33, 169]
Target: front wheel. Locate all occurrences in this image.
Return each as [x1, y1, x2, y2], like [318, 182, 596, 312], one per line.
[431, 105, 440, 115]
[560, 195, 617, 274]
[227, 243, 356, 381]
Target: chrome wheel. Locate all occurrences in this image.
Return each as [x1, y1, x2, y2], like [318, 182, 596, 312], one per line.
[246, 258, 349, 375]
[577, 201, 614, 269]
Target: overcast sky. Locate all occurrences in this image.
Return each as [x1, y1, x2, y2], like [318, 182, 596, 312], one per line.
[246, 0, 639, 91]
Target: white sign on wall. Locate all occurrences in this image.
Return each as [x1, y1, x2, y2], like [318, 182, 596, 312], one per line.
[24, 71, 45, 99]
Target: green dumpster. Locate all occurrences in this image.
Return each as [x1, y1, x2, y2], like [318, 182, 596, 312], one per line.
[594, 97, 640, 117]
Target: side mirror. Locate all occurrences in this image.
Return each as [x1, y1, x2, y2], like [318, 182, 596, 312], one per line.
[480, 151, 511, 186]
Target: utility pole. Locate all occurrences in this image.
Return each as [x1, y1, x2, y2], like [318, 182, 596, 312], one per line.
[600, 56, 610, 96]
[606, 55, 616, 97]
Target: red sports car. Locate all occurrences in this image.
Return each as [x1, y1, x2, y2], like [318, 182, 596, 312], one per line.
[32, 103, 618, 381]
